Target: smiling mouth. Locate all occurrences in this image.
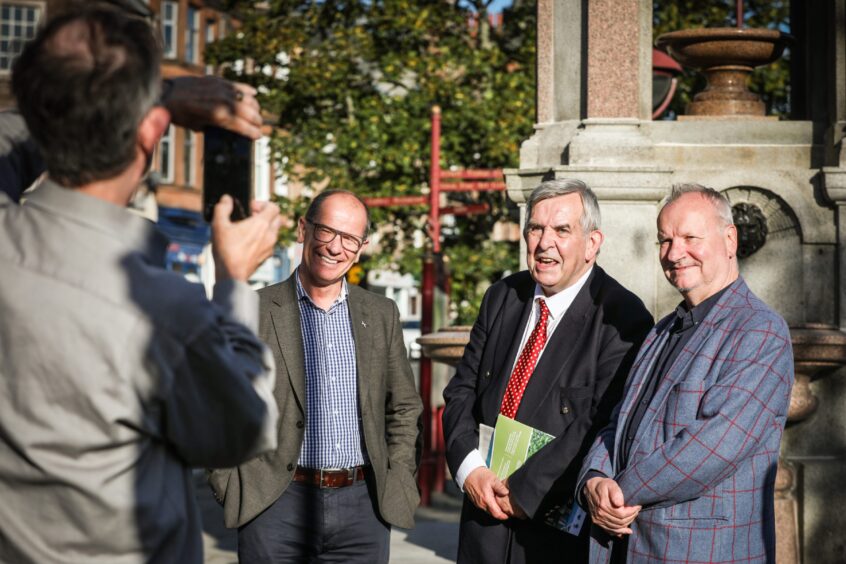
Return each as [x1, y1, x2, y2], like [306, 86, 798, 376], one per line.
[318, 254, 341, 265]
[535, 256, 558, 265]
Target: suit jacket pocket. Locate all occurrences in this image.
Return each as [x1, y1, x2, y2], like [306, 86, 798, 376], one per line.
[207, 467, 232, 506]
[662, 492, 727, 521]
[380, 466, 419, 529]
[559, 385, 593, 421]
[662, 381, 707, 440]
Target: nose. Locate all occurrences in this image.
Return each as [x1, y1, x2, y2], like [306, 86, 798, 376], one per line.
[325, 233, 344, 254]
[537, 226, 555, 249]
[664, 239, 685, 263]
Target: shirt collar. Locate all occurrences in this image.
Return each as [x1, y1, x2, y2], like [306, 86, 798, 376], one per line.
[532, 266, 593, 321]
[672, 284, 730, 333]
[295, 267, 348, 308]
[21, 178, 169, 266]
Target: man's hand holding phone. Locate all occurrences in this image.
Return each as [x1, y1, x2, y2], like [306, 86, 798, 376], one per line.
[211, 196, 283, 283]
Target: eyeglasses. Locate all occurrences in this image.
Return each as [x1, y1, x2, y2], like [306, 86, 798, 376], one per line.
[306, 220, 366, 253]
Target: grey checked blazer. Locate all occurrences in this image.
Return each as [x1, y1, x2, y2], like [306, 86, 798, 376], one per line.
[579, 277, 794, 564]
[209, 276, 423, 529]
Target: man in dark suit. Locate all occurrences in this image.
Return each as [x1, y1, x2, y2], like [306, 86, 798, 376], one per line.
[443, 179, 653, 563]
[578, 185, 793, 563]
[209, 190, 423, 563]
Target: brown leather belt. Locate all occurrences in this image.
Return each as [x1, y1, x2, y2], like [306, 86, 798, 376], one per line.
[293, 466, 367, 488]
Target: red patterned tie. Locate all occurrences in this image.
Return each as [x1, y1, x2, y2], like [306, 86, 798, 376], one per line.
[500, 299, 550, 418]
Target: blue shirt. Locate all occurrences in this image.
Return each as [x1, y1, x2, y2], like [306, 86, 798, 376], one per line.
[295, 270, 367, 469]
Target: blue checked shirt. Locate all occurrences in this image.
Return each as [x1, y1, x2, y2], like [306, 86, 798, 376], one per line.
[295, 271, 368, 469]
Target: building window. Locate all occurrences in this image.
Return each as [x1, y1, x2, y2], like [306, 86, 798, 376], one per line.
[157, 124, 174, 183]
[183, 129, 195, 186]
[0, 3, 41, 72]
[185, 5, 200, 64]
[204, 18, 216, 74]
[219, 15, 229, 39]
[161, 1, 178, 59]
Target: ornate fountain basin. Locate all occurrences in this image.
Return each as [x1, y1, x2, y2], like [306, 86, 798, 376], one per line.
[655, 28, 792, 116]
[787, 324, 846, 422]
[656, 28, 789, 69]
[417, 326, 472, 367]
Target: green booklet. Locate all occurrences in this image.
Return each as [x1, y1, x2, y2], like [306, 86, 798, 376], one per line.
[481, 414, 586, 536]
[485, 414, 555, 479]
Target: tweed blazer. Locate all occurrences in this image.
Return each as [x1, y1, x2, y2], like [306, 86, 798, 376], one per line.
[579, 277, 794, 564]
[209, 276, 423, 529]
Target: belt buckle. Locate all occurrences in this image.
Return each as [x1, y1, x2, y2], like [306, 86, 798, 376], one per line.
[319, 467, 330, 488]
[317, 467, 359, 488]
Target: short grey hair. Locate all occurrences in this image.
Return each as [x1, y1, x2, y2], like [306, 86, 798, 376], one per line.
[661, 184, 734, 226]
[524, 179, 601, 235]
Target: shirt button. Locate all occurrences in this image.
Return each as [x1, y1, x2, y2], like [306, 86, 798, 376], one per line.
[627, 435, 634, 441]
[641, 399, 647, 404]
[560, 406, 570, 414]
[335, 443, 341, 449]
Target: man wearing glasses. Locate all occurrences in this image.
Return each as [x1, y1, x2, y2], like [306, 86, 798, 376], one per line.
[209, 189, 423, 563]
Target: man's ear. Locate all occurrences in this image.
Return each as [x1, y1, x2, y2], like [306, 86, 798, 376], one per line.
[585, 229, 604, 262]
[137, 106, 171, 155]
[725, 224, 738, 258]
[296, 216, 306, 244]
[354, 239, 369, 263]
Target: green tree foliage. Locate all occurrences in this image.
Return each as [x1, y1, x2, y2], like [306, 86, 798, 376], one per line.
[653, 0, 790, 116]
[207, 0, 534, 324]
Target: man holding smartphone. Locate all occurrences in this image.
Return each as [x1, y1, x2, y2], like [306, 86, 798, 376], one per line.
[0, 6, 283, 562]
[0, 0, 264, 203]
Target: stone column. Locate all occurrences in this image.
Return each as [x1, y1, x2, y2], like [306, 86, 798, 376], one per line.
[586, 0, 651, 120]
[507, 0, 665, 310]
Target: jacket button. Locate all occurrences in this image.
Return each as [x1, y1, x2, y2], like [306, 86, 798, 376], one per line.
[561, 406, 570, 414]
[287, 463, 294, 471]
[484, 370, 491, 379]
[296, 420, 304, 428]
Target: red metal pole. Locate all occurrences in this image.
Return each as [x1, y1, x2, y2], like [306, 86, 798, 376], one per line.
[439, 169, 504, 179]
[362, 195, 427, 207]
[419, 252, 434, 506]
[439, 203, 491, 216]
[430, 106, 442, 254]
[418, 106, 443, 506]
[440, 181, 506, 192]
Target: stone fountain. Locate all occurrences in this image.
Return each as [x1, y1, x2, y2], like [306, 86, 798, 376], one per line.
[656, 28, 791, 117]
[776, 326, 846, 563]
[417, 326, 471, 367]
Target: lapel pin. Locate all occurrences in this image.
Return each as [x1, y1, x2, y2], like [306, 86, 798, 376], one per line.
[361, 321, 367, 328]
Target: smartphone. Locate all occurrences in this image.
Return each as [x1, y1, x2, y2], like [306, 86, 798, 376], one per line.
[202, 126, 253, 223]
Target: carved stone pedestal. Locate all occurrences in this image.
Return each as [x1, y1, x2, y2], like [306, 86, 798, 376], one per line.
[776, 325, 846, 564]
[417, 326, 471, 367]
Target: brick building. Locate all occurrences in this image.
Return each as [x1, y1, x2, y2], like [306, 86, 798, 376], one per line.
[0, 0, 289, 285]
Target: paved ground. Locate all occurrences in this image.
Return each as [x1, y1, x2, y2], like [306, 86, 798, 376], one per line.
[196, 471, 461, 563]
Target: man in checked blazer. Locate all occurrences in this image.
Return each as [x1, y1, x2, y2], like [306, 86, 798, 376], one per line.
[579, 184, 794, 564]
[208, 190, 423, 563]
[443, 179, 653, 563]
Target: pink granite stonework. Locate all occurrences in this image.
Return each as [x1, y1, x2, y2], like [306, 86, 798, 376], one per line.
[587, 0, 640, 118]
